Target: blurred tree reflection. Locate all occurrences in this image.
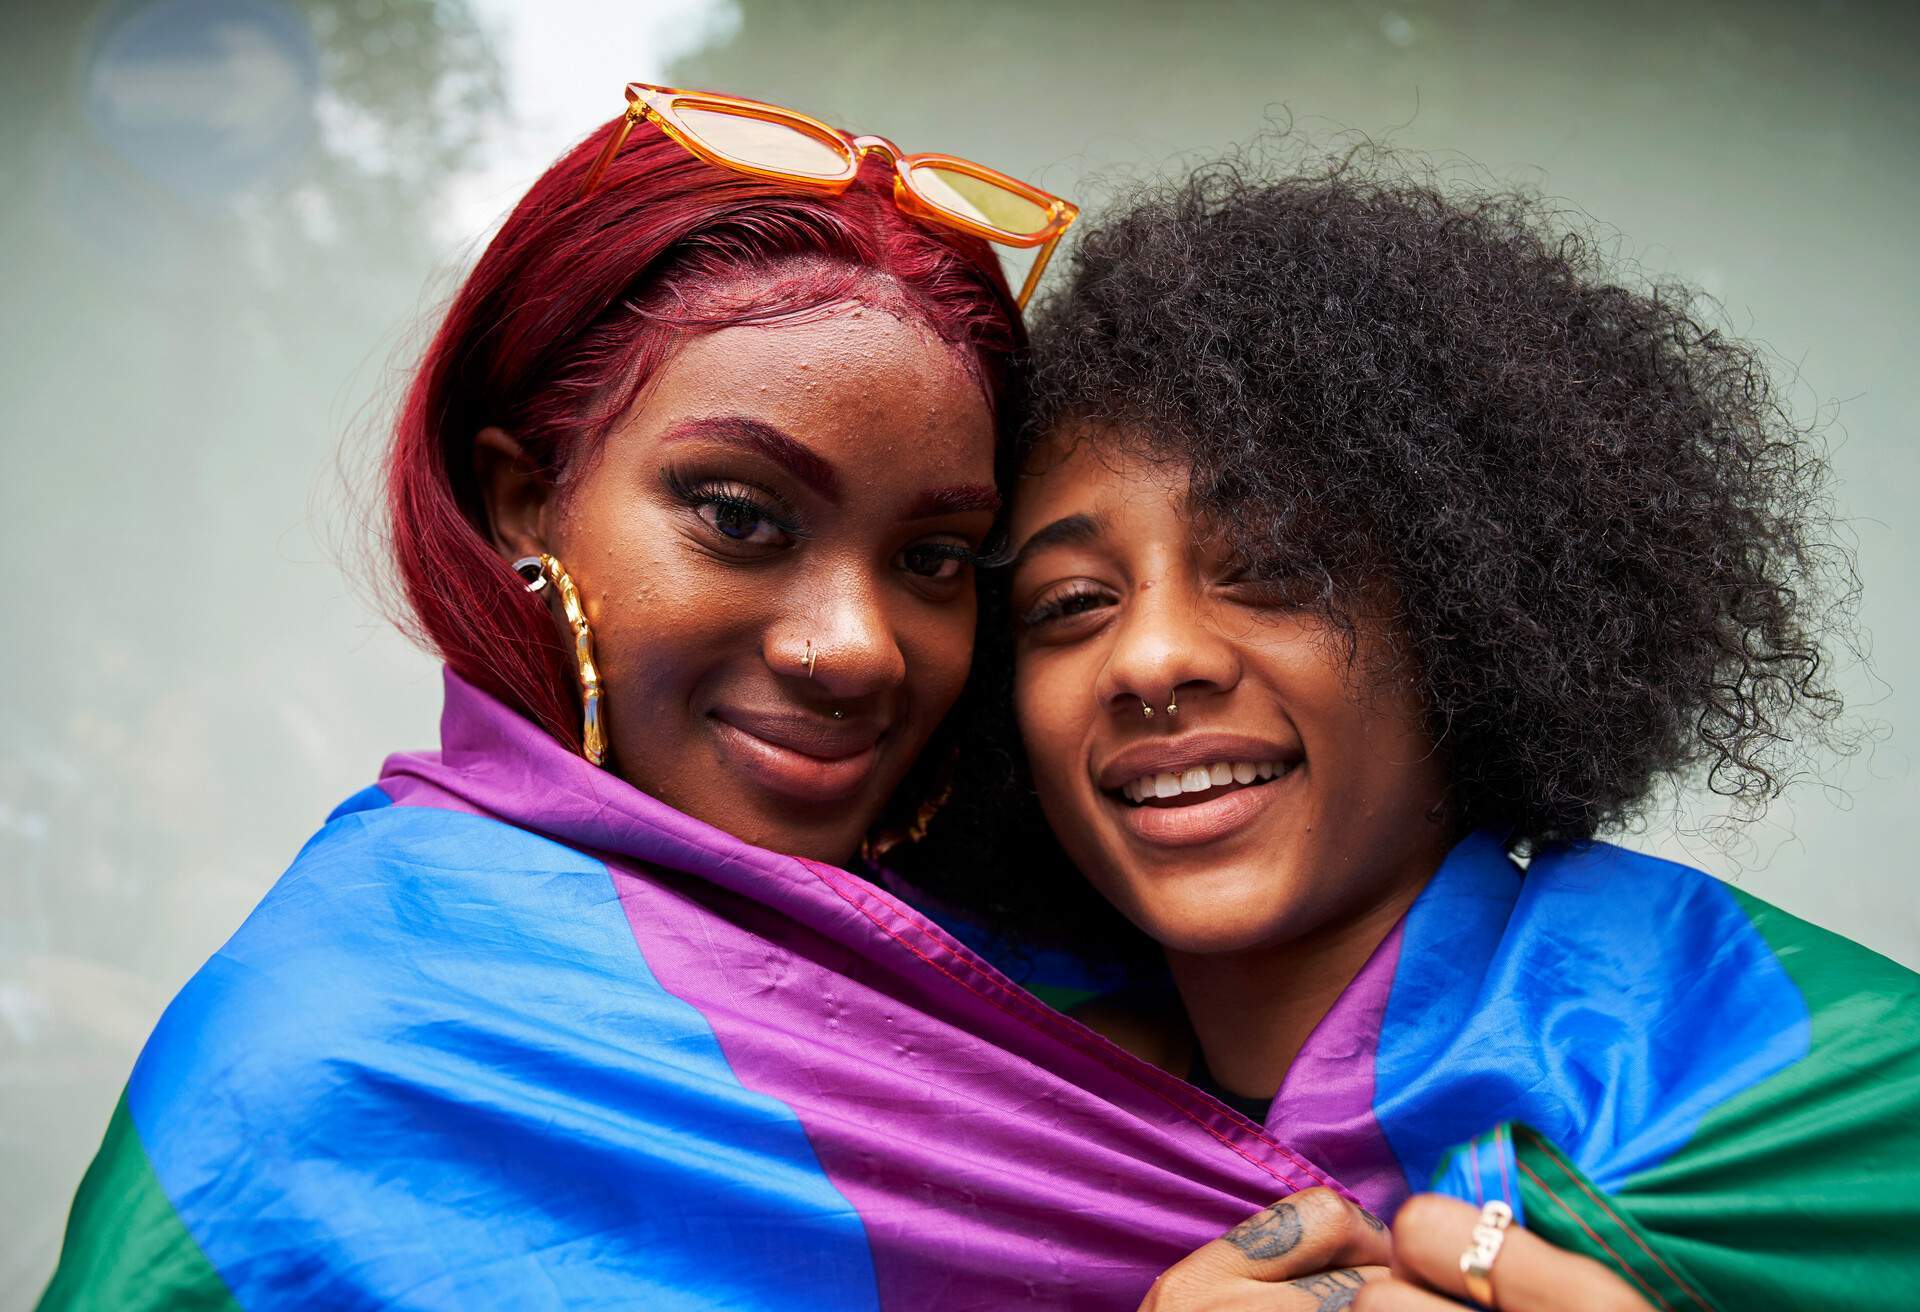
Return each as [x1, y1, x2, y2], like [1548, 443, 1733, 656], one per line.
[0, 1, 506, 1299]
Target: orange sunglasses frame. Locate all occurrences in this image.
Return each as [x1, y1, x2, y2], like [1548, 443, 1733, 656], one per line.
[579, 82, 1078, 308]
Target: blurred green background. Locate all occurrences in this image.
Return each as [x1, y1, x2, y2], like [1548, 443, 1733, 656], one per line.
[3, 0, 1915, 1299]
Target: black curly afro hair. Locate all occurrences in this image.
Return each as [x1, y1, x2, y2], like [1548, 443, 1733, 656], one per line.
[890, 148, 1855, 959]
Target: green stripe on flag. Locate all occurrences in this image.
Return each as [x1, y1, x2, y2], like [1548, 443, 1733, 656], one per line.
[1544, 891, 1920, 1308]
[1511, 1127, 1718, 1312]
[37, 1089, 240, 1311]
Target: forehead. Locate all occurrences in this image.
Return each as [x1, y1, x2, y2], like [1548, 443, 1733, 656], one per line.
[637, 308, 994, 472]
[1011, 427, 1192, 540]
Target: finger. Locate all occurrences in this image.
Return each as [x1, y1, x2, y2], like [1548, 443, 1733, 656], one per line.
[1277, 1265, 1389, 1310]
[1211, 1188, 1392, 1283]
[1144, 1189, 1392, 1308]
[1351, 1277, 1474, 1310]
[1390, 1194, 1651, 1311]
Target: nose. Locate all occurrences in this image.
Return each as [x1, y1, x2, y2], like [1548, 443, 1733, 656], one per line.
[767, 560, 906, 702]
[1094, 573, 1241, 720]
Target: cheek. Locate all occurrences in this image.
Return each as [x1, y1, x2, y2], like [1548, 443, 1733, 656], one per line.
[1014, 654, 1087, 786]
[1282, 653, 1444, 819]
[552, 481, 752, 691]
[906, 602, 977, 718]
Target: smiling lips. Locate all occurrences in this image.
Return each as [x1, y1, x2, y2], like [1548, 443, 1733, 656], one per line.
[709, 707, 885, 803]
[1097, 733, 1300, 848]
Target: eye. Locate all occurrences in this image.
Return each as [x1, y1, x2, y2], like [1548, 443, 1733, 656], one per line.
[897, 541, 974, 581]
[665, 468, 801, 551]
[699, 494, 790, 546]
[1220, 563, 1322, 611]
[1020, 580, 1117, 631]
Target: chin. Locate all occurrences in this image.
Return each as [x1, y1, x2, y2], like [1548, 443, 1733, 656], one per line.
[1104, 865, 1307, 957]
[1137, 908, 1295, 956]
[694, 790, 857, 866]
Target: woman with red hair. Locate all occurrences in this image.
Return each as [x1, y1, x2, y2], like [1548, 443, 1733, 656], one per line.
[40, 90, 1369, 1310]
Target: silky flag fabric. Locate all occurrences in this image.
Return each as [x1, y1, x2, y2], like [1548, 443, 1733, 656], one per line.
[40, 671, 1920, 1309]
[38, 671, 1351, 1311]
[1268, 832, 1920, 1310]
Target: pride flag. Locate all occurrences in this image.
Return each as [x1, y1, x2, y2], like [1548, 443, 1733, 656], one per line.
[38, 673, 1346, 1309]
[1392, 837, 1920, 1308]
[39, 673, 1920, 1308]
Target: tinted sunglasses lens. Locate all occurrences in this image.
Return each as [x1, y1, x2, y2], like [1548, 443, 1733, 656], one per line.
[673, 106, 850, 179]
[907, 164, 1052, 237]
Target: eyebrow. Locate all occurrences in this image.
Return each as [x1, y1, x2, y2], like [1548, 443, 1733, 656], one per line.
[659, 416, 841, 503]
[905, 484, 1001, 519]
[1007, 512, 1104, 572]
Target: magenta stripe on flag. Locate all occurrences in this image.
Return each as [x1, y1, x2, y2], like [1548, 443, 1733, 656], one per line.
[1267, 921, 1412, 1218]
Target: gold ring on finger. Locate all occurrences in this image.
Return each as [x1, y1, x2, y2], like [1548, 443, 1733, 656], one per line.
[1458, 1199, 1513, 1307]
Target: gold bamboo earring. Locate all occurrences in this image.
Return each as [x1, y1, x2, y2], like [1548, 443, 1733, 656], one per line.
[514, 554, 607, 766]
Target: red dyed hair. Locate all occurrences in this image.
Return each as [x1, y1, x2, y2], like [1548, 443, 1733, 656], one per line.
[387, 116, 1025, 750]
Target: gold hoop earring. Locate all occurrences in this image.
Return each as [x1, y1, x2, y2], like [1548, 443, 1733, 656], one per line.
[514, 554, 607, 766]
[860, 765, 956, 866]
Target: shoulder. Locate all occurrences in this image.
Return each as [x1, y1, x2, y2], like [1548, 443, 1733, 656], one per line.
[128, 790, 623, 1138]
[107, 791, 664, 1303]
[1528, 838, 1916, 998]
[1519, 839, 1920, 1165]
[1380, 834, 1917, 1191]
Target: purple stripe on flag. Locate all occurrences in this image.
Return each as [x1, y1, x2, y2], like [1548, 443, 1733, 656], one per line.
[375, 671, 1360, 1306]
[1267, 922, 1413, 1219]
[608, 854, 1329, 1308]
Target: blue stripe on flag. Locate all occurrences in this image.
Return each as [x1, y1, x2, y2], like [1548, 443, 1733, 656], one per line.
[129, 797, 880, 1310]
[1373, 835, 1809, 1195]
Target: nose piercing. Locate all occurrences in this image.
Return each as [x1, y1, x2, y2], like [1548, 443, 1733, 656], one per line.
[804, 640, 818, 678]
[1141, 699, 1154, 718]
[831, 709, 845, 720]
[1167, 690, 1179, 716]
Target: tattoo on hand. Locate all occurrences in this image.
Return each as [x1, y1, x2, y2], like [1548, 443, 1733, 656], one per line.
[1223, 1202, 1302, 1260]
[1359, 1207, 1386, 1232]
[1286, 1268, 1367, 1311]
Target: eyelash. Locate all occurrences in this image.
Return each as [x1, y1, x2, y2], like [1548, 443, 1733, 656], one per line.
[663, 468, 806, 542]
[900, 541, 978, 580]
[1021, 581, 1116, 629]
[666, 466, 983, 586]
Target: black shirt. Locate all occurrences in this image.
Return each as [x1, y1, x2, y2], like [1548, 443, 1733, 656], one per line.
[1189, 1050, 1275, 1125]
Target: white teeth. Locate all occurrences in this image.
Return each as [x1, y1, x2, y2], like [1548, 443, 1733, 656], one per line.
[1120, 760, 1286, 804]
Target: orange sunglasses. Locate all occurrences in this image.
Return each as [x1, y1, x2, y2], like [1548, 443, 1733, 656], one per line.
[579, 82, 1079, 309]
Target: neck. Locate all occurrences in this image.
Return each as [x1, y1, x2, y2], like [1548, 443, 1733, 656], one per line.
[1165, 869, 1434, 1103]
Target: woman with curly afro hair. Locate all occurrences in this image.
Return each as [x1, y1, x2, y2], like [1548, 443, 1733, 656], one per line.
[895, 153, 1920, 1309]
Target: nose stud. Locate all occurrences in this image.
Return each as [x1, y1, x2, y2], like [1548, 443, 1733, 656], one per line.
[1141, 699, 1154, 718]
[804, 640, 818, 678]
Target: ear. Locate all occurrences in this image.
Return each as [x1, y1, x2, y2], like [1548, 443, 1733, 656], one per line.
[473, 426, 554, 559]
